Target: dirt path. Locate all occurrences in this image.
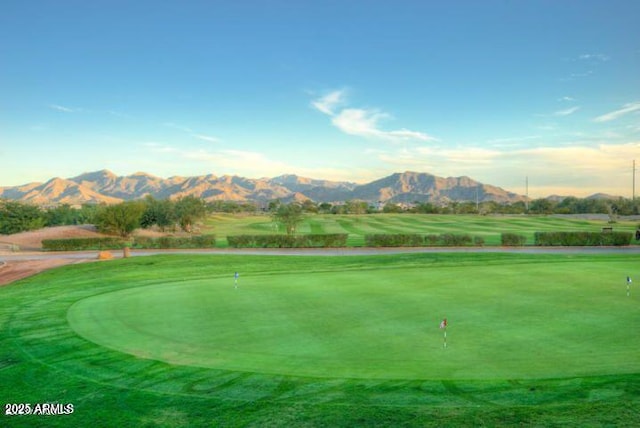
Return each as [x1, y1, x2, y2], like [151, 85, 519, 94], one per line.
[0, 258, 91, 286]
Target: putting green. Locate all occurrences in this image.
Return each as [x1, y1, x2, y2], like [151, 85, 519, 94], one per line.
[67, 261, 640, 380]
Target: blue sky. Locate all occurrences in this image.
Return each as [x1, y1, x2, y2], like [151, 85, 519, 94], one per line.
[1, 0, 639, 197]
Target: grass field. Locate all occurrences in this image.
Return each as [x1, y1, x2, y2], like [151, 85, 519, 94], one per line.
[2, 252, 640, 426]
[204, 213, 640, 246]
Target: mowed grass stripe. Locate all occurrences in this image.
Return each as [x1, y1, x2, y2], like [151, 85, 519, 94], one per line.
[207, 214, 638, 248]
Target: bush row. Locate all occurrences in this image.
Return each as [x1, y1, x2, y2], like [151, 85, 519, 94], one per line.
[227, 234, 348, 248]
[534, 231, 632, 246]
[130, 235, 216, 249]
[42, 235, 216, 251]
[42, 237, 128, 251]
[364, 233, 478, 247]
[501, 233, 527, 246]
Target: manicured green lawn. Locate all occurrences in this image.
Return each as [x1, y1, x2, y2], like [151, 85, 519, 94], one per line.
[2, 253, 640, 426]
[205, 213, 639, 246]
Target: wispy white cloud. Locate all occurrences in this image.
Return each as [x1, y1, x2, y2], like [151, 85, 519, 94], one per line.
[554, 106, 580, 116]
[593, 102, 640, 122]
[487, 135, 541, 146]
[193, 134, 220, 143]
[144, 142, 177, 153]
[163, 122, 221, 143]
[312, 90, 437, 143]
[571, 70, 593, 78]
[557, 96, 575, 102]
[108, 110, 133, 119]
[578, 53, 610, 62]
[311, 90, 346, 116]
[49, 104, 76, 113]
[163, 122, 194, 133]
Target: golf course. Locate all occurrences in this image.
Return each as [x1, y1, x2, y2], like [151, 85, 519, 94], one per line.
[2, 250, 640, 426]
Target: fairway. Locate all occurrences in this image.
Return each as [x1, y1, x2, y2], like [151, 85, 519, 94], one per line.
[205, 213, 640, 246]
[67, 257, 640, 380]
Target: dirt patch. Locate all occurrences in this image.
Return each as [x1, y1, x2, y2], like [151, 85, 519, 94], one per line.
[0, 258, 88, 286]
[0, 225, 110, 251]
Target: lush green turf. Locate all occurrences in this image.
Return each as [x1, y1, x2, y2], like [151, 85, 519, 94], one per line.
[2, 253, 640, 426]
[205, 213, 640, 246]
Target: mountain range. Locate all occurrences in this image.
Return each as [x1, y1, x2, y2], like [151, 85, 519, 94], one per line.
[0, 170, 529, 206]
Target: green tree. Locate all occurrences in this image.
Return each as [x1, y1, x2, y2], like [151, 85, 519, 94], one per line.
[45, 204, 81, 226]
[301, 199, 318, 213]
[382, 203, 403, 213]
[141, 196, 176, 231]
[95, 201, 145, 237]
[318, 202, 333, 214]
[271, 203, 304, 235]
[345, 200, 368, 215]
[529, 198, 555, 214]
[174, 196, 207, 232]
[0, 200, 45, 234]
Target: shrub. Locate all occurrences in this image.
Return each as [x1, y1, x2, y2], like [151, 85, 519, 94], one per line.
[132, 235, 216, 249]
[439, 233, 472, 246]
[42, 237, 128, 251]
[365, 234, 423, 247]
[227, 234, 347, 248]
[501, 233, 526, 246]
[364, 233, 476, 247]
[534, 231, 632, 246]
[424, 234, 440, 246]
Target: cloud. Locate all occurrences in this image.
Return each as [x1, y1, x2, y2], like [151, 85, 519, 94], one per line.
[331, 108, 436, 142]
[487, 135, 541, 146]
[369, 140, 639, 197]
[554, 106, 580, 116]
[108, 110, 133, 119]
[578, 53, 610, 62]
[570, 70, 593, 78]
[144, 142, 177, 153]
[49, 104, 76, 113]
[557, 96, 575, 102]
[593, 102, 640, 122]
[163, 122, 194, 133]
[193, 134, 220, 143]
[312, 90, 436, 143]
[311, 90, 346, 116]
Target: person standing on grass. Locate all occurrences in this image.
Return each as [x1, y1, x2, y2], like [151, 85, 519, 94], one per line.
[234, 271, 239, 289]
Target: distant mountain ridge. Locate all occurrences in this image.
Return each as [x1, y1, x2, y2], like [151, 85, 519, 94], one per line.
[0, 169, 528, 206]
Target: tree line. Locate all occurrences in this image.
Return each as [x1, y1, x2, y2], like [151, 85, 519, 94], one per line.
[1, 195, 638, 236]
[0, 196, 207, 236]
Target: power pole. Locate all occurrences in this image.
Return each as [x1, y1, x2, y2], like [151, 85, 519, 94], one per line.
[633, 160, 636, 201]
[525, 176, 529, 212]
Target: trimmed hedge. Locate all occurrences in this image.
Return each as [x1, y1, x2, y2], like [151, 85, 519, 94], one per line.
[534, 231, 632, 246]
[364, 234, 424, 247]
[501, 233, 527, 246]
[43, 235, 216, 251]
[227, 234, 348, 248]
[42, 237, 128, 251]
[365, 233, 475, 247]
[131, 235, 216, 249]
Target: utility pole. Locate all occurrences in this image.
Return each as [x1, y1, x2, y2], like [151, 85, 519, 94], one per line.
[633, 160, 636, 201]
[525, 176, 529, 212]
